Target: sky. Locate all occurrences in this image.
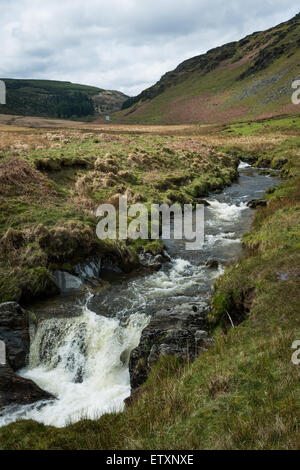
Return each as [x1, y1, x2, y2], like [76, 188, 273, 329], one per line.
[0, 0, 299, 96]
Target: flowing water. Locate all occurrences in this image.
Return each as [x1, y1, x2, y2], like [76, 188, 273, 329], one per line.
[0, 163, 280, 427]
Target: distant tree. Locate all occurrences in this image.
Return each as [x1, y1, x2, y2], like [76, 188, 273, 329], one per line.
[121, 96, 136, 110]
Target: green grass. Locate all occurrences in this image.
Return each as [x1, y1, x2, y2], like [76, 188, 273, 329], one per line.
[223, 116, 300, 136]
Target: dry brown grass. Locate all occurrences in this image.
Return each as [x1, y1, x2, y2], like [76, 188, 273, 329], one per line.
[0, 113, 194, 134]
[198, 133, 287, 149]
[0, 158, 55, 197]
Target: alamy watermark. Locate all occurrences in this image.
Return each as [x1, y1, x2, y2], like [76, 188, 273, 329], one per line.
[0, 340, 5, 365]
[96, 196, 204, 251]
[0, 80, 6, 105]
[291, 340, 300, 367]
[291, 80, 300, 105]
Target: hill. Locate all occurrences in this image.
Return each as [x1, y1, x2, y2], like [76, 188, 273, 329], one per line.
[0, 79, 128, 120]
[118, 13, 300, 124]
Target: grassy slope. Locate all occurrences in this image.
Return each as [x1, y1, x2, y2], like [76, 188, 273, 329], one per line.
[0, 116, 299, 449]
[117, 14, 300, 125]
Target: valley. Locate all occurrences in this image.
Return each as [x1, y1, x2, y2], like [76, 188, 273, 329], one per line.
[0, 10, 299, 451]
[0, 113, 299, 449]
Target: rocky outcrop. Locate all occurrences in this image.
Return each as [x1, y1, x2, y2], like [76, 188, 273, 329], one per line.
[0, 302, 32, 370]
[129, 301, 214, 389]
[0, 302, 53, 409]
[0, 364, 54, 408]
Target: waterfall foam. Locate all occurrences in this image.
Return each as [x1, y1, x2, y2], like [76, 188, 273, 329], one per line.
[0, 299, 149, 428]
[208, 199, 247, 222]
[238, 161, 252, 169]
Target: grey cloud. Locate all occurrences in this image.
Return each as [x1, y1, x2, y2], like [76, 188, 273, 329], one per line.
[0, 0, 299, 95]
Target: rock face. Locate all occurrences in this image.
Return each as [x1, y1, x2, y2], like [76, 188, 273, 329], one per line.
[129, 301, 214, 389]
[0, 364, 54, 408]
[0, 301, 53, 409]
[247, 199, 267, 209]
[0, 302, 31, 370]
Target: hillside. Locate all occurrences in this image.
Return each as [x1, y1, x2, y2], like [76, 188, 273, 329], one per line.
[93, 89, 129, 115]
[0, 79, 128, 120]
[118, 13, 300, 124]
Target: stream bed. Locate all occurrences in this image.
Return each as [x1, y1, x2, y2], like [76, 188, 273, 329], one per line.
[0, 163, 280, 427]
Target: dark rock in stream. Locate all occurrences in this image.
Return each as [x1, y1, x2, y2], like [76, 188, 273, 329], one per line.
[195, 199, 210, 207]
[52, 271, 85, 294]
[73, 256, 102, 281]
[138, 253, 164, 271]
[247, 199, 267, 209]
[129, 301, 214, 390]
[0, 302, 32, 370]
[0, 302, 54, 409]
[0, 364, 54, 408]
[205, 259, 219, 269]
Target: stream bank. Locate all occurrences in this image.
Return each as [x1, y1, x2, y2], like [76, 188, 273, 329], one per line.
[0, 162, 280, 427]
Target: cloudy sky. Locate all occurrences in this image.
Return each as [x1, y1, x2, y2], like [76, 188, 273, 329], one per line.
[0, 0, 299, 96]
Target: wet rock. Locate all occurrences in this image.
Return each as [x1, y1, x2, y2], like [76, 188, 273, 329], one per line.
[73, 256, 101, 282]
[129, 301, 213, 389]
[205, 259, 219, 269]
[102, 245, 139, 274]
[195, 199, 210, 207]
[0, 302, 31, 370]
[148, 343, 183, 366]
[247, 199, 267, 209]
[52, 271, 84, 294]
[138, 253, 163, 271]
[0, 364, 54, 408]
[33, 297, 85, 322]
[195, 330, 209, 341]
[0, 302, 54, 409]
[99, 258, 124, 281]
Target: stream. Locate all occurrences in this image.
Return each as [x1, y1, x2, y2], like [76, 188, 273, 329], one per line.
[0, 162, 280, 428]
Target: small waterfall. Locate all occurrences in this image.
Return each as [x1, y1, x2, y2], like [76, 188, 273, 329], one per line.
[0, 298, 149, 428]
